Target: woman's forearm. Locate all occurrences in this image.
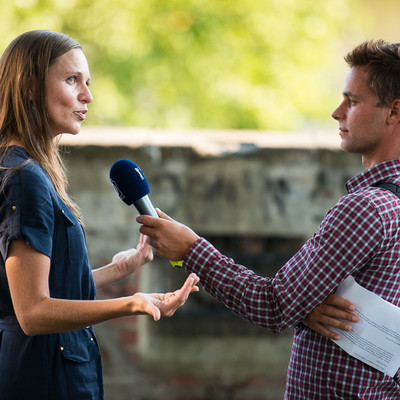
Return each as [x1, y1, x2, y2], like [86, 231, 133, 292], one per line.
[6, 239, 198, 336]
[93, 237, 154, 289]
[18, 273, 200, 336]
[92, 261, 124, 289]
[17, 295, 136, 336]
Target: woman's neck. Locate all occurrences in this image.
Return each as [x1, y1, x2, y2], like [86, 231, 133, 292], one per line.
[2, 139, 23, 147]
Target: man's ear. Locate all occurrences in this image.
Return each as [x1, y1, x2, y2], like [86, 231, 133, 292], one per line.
[388, 99, 400, 125]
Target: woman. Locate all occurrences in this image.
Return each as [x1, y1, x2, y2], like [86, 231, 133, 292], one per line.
[0, 30, 199, 399]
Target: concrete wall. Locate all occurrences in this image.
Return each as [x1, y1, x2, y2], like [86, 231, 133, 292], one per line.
[60, 128, 362, 400]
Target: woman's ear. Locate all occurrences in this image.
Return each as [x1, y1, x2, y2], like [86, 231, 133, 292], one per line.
[28, 77, 38, 102]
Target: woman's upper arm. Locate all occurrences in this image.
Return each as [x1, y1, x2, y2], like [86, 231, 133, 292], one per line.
[5, 239, 51, 329]
[0, 165, 55, 261]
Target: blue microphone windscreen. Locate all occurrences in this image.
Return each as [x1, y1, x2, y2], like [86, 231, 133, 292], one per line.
[109, 159, 150, 205]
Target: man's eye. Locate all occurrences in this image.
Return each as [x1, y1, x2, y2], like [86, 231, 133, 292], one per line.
[67, 76, 76, 83]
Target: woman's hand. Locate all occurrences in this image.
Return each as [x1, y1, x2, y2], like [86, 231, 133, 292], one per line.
[112, 233, 154, 276]
[303, 294, 359, 340]
[131, 273, 200, 321]
[93, 234, 154, 289]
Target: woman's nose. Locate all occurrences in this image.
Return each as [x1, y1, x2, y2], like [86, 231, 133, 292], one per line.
[79, 85, 93, 104]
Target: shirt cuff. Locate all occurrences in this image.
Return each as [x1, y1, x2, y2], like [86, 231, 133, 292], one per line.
[183, 237, 219, 274]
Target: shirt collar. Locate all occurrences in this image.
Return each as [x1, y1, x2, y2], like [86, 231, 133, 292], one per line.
[346, 159, 400, 194]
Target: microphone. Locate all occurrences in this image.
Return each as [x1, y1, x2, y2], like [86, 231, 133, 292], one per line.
[109, 159, 158, 218]
[109, 159, 183, 268]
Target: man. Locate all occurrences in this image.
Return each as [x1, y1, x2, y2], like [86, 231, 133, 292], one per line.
[137, 40, 400, 398]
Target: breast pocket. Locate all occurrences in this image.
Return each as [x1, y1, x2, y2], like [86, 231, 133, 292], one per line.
[59, 328, 103, 399]
[60, 207, 88, 265]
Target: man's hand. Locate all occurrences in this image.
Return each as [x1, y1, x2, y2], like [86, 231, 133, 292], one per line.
[303, 294, 359, 340]
[136, 209, 199, 261]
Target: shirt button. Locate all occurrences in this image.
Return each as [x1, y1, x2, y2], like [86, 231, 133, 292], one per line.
[61, 210, 65, 214]
[60, 347, 64, 351]
[11, 206, 16, 211]
[90, 338, 94, 341]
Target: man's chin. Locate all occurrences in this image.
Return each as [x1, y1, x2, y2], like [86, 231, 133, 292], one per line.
[340, 140, 358, 154]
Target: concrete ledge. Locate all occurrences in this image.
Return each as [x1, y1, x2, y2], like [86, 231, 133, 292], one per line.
[60, 127, 341, 156]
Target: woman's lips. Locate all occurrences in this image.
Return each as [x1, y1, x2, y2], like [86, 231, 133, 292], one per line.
[74, 110, 87, 120]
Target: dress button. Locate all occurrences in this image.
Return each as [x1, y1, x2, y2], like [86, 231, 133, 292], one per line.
[90, 338, 94, 341]
[11, 206, 16, 211]
[60, 347, 64, 351]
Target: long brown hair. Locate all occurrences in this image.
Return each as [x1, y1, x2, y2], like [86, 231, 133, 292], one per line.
[0, 30, 83, 223]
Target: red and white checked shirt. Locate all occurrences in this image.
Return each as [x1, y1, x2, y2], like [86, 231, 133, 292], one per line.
[183, 159, 400, 399]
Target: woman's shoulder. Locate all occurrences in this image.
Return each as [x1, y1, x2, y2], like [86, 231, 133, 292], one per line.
[1, 145, 30, 166]
[1, 146, 49, 183]
[0, 146, 54, 207]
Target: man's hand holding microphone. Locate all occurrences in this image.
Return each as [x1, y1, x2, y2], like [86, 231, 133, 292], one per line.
[136, 209, 199, 262]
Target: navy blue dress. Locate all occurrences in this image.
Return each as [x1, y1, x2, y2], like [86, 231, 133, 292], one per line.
[0, 146, 104, 399]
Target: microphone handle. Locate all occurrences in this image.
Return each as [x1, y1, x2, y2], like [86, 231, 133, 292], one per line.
[134, 195, 158, 218]
[134, 195, 183, 268]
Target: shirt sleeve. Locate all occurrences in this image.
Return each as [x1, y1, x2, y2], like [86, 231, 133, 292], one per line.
[0, 164, 55, 260]
[183, 193, 384, 333]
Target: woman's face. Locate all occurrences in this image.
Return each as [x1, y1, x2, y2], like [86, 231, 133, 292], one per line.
[45, 48, 93, 137]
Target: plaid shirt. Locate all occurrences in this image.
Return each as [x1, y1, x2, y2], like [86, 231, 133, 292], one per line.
[184, 159, 400, 399]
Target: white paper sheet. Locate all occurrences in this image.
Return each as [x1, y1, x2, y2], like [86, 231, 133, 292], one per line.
[330, 276, 400, 377]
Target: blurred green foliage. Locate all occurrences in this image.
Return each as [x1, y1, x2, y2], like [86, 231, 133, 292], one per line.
[0, 0, 359, 130]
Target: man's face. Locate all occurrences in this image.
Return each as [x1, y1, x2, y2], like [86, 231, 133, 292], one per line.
[331, 66, 391, 161]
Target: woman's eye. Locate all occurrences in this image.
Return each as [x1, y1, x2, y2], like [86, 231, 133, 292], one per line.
[66, 76, 76, 84]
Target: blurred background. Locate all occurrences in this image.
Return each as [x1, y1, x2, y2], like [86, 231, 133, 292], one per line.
[1, 0, 399, 132]
[1, 1, 399, 399]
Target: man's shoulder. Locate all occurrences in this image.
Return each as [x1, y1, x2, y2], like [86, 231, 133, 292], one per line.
[352, 184, 400, 204]
[332, 186, 400, 224]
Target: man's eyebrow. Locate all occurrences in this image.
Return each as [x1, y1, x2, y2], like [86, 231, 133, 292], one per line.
[343, 91, 357, 98]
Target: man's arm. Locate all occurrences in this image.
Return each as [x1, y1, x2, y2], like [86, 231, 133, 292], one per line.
[137, 197, 382, 333]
